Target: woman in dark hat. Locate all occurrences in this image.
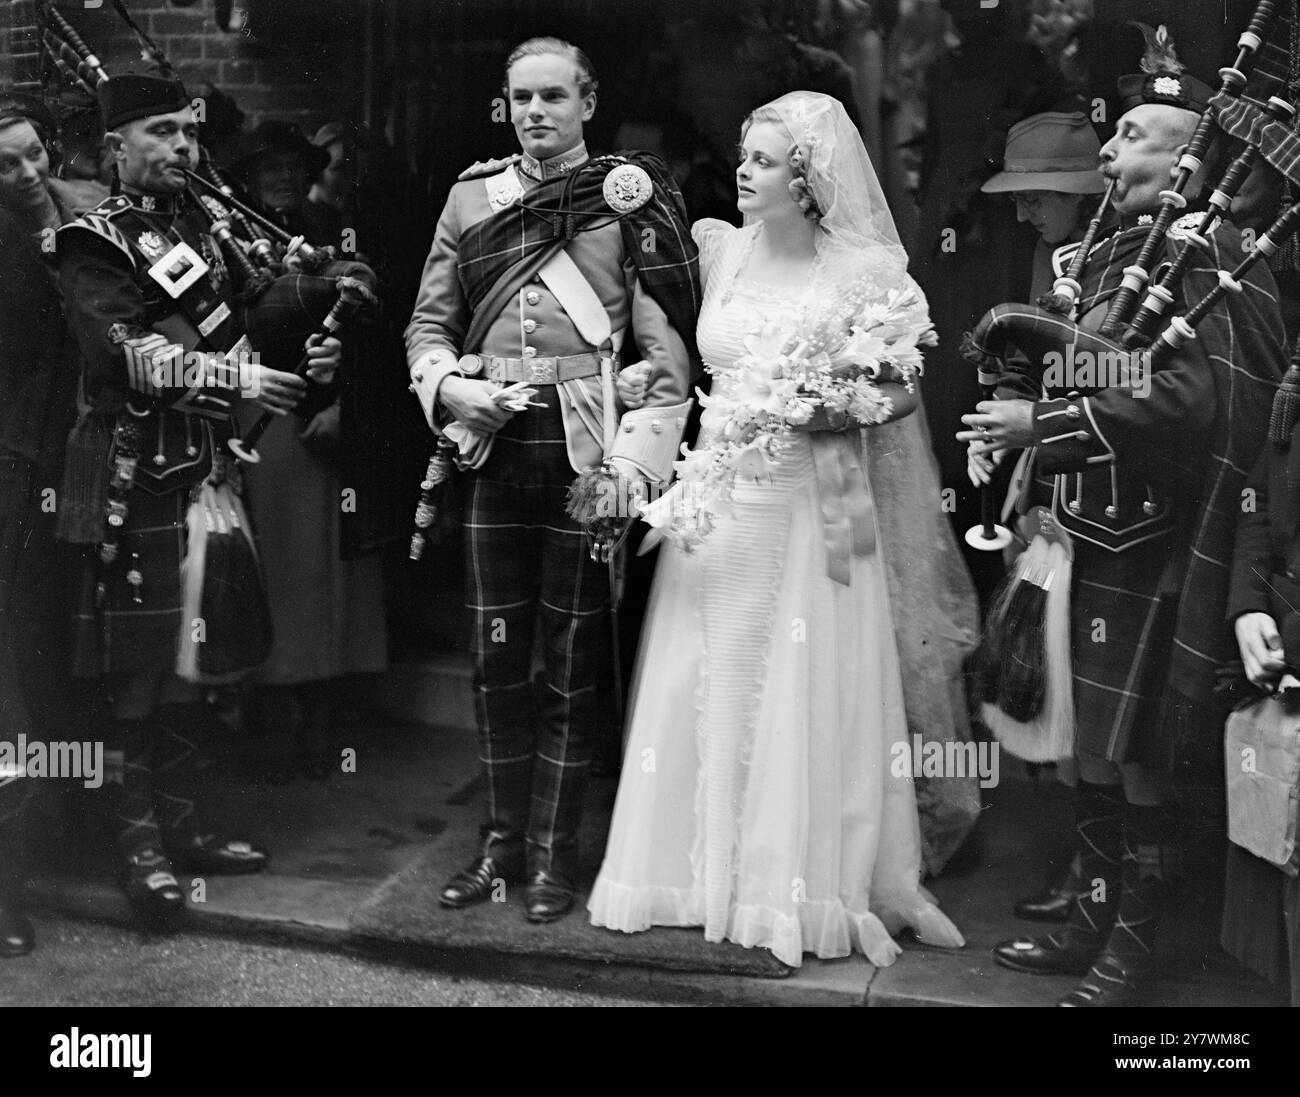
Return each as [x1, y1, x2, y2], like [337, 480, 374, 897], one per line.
[230, 120, 388, 779]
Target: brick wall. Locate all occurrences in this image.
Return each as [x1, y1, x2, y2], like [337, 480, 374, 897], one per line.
[49, 0, 361, 134]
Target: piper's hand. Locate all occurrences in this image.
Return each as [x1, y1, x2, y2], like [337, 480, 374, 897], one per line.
[1235, 612, 1287, 689]
[967, 443, 1007, 487]
[304, 333, 343, 385]
[616, 362, 650, 410]
[958, 399, 1034, 455]
[439, 375, 515, 433]
[245, 363, 308, 416]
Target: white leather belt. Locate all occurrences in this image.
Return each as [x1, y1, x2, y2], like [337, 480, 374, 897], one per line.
[473, 351, 618, 385]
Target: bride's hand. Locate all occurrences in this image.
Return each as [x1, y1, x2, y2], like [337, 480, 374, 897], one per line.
[616, 362, 650, 410]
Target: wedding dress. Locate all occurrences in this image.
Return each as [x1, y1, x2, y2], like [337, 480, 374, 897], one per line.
[588, 209, 970, 967]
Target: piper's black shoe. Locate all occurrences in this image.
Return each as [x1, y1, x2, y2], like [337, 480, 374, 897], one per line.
[992, 933, 1097, 976]
[119, 847, 186, 929]
[169, 834, 269, 876]
[0, 903, 35, 958]
[439, 855, 522, 909]
[1013, 863, 1089, 923]
[1058, 953, 1141, 1007]
[524, 869, 575, 924]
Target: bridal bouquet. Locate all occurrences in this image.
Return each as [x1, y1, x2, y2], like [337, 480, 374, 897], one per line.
[641, 279, 937, 551]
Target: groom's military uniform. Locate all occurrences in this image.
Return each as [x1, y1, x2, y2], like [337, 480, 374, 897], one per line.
[405, 142, 698, 915]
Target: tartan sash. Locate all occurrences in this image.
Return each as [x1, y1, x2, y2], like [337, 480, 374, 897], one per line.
[456, 151, 700, 361]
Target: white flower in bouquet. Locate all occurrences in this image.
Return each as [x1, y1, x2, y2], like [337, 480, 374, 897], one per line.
[651, 277, 937, 550]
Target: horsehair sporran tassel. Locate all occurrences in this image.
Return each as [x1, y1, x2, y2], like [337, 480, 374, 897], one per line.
[1268, 336, 1300, 443]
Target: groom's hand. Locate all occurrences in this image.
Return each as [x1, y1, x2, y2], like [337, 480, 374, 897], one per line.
[439, 376, 515, 432]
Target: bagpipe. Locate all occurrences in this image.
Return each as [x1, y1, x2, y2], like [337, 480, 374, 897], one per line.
[26, 2, 380, 462]
[963, 0, 1300, 762]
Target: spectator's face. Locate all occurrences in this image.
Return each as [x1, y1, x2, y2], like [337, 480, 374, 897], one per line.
[1011, 190, 1085, 245]
[1099, 105, 1192, 216]
[736, 121, 796, 223]
[0, 119, 50, 210]
[319, 139, 345, 198]
[253, 150, 308, 213]
[507, 53, 594, 161]
[112, 108, 198, 193]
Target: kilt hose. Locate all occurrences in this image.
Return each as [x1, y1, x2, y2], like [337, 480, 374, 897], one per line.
[462, 384, 609, 878]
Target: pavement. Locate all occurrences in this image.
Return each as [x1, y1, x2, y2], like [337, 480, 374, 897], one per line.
[11, 654, 1291, 1007]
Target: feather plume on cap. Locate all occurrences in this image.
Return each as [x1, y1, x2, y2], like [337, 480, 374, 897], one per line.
[1130, 22, 1187, 75]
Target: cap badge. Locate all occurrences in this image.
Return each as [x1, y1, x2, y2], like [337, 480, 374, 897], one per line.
[1153, 76, 1182, 97]
[603, 164, 652, 214]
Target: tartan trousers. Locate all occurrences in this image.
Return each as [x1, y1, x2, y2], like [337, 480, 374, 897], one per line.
[462, 387, 608, 877]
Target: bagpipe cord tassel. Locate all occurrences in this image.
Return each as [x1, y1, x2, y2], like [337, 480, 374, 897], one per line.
[1268, 345, 1300, 444]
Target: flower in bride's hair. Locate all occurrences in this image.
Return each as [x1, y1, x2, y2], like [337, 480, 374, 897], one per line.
[785, 143, 822, 222]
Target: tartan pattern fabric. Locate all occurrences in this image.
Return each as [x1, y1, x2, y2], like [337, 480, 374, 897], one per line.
[72, 489, 190, 678]
[1214, 92, 1300, 187]
[462, 384, 609, 874]
[1007, 220, 1284, 763]
[455, 151, 701, 360]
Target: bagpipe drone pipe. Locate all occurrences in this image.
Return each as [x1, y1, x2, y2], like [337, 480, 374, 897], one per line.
[961, 0, 1300, 761]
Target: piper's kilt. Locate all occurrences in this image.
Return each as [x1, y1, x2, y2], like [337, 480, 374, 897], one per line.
[1069, 534, 1177, 765]
[72, 487, 189, 679]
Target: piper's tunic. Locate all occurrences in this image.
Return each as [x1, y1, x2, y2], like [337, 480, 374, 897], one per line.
[997, 218, 1284, 767]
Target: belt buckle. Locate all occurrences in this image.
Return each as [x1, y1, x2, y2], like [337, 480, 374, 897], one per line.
[528, 358, 557, 384]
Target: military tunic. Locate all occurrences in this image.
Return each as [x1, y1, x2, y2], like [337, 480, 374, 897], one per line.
[997, 216, 1284, 767]
[404, 145, 696, 876]
[56, 188, 252, 678]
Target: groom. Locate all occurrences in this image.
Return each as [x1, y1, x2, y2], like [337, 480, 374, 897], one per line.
[405, 36, 697, 922]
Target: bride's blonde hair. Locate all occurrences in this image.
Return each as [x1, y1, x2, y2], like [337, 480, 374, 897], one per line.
[740, 105, 822, 222]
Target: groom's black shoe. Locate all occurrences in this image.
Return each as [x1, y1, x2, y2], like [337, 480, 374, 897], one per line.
[524, 869, 575, 923]
[992, 934, 1097, 976]
[439, 854, 523, 909]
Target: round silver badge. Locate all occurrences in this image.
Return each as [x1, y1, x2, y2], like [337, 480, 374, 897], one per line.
[602, 164, 653, 214]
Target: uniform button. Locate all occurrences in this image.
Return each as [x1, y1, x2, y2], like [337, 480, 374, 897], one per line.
[526, 292, 541, 306]
[623, 422, 635, 432]
[522, 319, 537, 333]
[522, 346, 536, 358]
[651, 420, 663, 434]
[1288, 570, 1298, 580]
[1065, 404, 1081, 420]
[1067, 499, 1082, 514]
[1105, 505, 1118, 519]
[411, 368, 423, 382]
[1142, 500, 1159, 516]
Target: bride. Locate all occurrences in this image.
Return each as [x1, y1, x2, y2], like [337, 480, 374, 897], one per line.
[587, 91, 977, 967]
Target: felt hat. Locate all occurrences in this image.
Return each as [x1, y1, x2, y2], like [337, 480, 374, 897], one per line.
[981, 112, 1107, 195]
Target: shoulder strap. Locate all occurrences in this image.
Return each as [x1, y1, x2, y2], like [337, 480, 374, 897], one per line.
[483, 165, 525, 213]
[57, 210, 135, 264]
